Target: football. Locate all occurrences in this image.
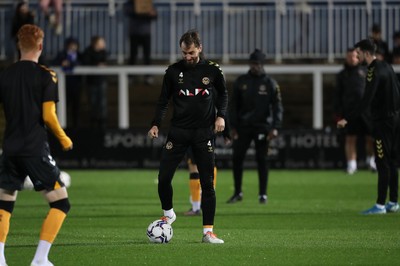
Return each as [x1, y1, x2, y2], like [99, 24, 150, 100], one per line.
[60, 171, 71, 188]
[146, 219, 173, 243]
[23, 171, 71, 190]
[23, 176, 34, 190]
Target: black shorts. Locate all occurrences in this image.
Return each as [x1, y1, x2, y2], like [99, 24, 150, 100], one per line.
[0, 152, 63, 192]
[345, 117, 371, 136]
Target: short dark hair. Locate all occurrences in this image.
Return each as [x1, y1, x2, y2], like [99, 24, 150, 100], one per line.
[179, 29, 201, 48]
[249, 49, 266, 63]
[354, 39, 377, 55]
[371, 23, 381, 33]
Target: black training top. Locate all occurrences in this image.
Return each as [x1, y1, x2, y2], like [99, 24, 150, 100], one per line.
[152, 59, 228, 129]
[345, 59, 400, 122]
[334, 63, 367, 119]
[230, 70, 283, 131]
[0, 61, 58, 156]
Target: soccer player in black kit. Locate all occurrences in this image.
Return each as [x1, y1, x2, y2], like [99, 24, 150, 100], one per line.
[337, 39, 400, 214]
[227, 49, 283, 204]
[148, 30, 228, 243]
[0, 24, 72, 265]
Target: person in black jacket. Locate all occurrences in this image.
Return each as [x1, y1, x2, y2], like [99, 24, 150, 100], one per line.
[82, 36, 108, 129]
[227, 49, 283, 204]
[53, 37, 82, 128]
[334, 48, 376, 174]
[124, 0, 157, 84]
[148, 30, 227, 244]
[370, 24, 390, 62]
[11, 1, 35, 60]
[337, 39, 400, 214]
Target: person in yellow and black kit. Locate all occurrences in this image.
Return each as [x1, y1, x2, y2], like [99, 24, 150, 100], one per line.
[148, 30, 228, 243]
[337, 39, 400, 214]
[227, 49, 283, 204]
[0, 24, 72, 265]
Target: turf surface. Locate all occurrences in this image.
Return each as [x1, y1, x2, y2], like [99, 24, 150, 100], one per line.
[5, 169, 400, 265]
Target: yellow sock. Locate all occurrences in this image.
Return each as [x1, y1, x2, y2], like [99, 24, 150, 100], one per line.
[0, 210, 11, 243]
[189, 179, 201, 202]
[213, 167, 217, 188]
[39, 208, 67, 243]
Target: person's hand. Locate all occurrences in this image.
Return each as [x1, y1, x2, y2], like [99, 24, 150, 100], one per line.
[63, 143, 73, 151]
[148, 126, 159, 139]
[268, 129, 278, 140]
[224, 137, 232, 145]
[149, 7, 157, 17]
[231, 128, 238, 140]
[337, 119, 348, 128]
[61, 60, 70, 67]
[214, 117, 225, 133]
[60, 136, 73, 151]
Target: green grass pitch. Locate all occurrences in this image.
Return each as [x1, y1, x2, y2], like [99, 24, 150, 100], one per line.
[4, 169, 400, 265]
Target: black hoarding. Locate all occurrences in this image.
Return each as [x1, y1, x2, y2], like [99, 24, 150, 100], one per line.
[49, 129, 363, 170]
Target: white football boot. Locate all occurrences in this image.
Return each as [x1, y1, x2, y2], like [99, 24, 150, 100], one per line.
[161, 212, 176, 224]
[202, 232, 224, 244]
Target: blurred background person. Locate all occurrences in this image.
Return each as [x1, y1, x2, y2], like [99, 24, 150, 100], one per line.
[39, 0, 63, 35]
[390, 31, 400, 63]
[370, 23, 389, 62]
[83, 36, 108, 129]
[183, 149, 204, 216]
[334, 48, 376, 174]
[227, 49, 283, 204]
[11, 1, 35, 60]
[53, 37, 82, 128]
[124, 0, 157, 85]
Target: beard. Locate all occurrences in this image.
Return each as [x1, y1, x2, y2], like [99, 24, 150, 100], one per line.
[183, 57, 199, 68]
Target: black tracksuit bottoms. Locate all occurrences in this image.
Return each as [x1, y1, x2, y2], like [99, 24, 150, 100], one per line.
[158, 126, 216, 226]
[372, 114, 400, 205]
[232, 127, 269, 196]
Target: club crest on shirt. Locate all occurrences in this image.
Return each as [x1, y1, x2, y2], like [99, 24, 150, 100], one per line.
[241, 84, 247, 90]
[258, 85, 267, 95]
[202, 77, 210, 85]
[165, 141, 173, 150]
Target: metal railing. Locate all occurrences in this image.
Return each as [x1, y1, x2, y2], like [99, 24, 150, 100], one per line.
[53, 64, 400, 130]
[1, 1, 400, 63]
[53, 64, 338, 130]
